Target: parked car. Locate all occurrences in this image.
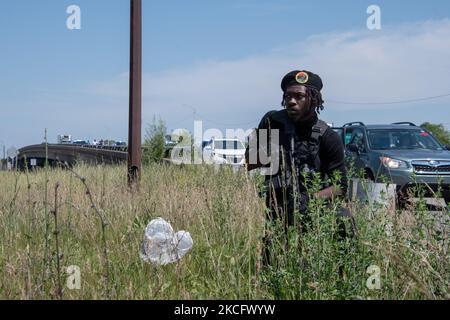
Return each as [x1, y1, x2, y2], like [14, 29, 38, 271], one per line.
[57, 134, 72, 144]
[115, 141, 127, 147]
[202, 139, 213, 149]
[72, 139, 89, 145]
[334, 121, 450, 204]
[203, 138, 246, 166]
[163, 135, 179, 159]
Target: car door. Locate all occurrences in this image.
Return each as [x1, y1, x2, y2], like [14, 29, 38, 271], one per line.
[345, 127, 369, 176]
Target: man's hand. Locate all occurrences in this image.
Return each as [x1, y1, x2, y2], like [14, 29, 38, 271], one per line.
[313, 186, 343, 201]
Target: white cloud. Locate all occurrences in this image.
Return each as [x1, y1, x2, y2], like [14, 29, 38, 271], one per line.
[88, 19, 450, 132]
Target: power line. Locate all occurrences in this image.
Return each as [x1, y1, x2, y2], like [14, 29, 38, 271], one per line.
[327, 93, 450, 105]
[179, 104, 257, 127]
[198, 117, 257, 127]
[175, 91, 450, 126]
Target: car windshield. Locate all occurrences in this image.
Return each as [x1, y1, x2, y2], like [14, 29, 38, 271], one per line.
[368, 129, 443, 150]
[202, 140, 212, 148]
[214, 140, 245, 150]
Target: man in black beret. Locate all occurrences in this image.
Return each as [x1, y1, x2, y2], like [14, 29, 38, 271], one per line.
[246, 69, 354, 265]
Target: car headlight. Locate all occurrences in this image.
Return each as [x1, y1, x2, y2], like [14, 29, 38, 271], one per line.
[380, 156, 408, 169]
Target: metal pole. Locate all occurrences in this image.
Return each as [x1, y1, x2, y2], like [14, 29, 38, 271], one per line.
[1, 144, 4, 171]
[128, 0, 142, 186]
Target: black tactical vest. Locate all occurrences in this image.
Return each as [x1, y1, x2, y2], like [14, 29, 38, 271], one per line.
[263, 110, 328, 193]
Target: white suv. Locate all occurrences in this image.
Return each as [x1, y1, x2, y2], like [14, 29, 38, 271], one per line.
[203, 138, 246, 166]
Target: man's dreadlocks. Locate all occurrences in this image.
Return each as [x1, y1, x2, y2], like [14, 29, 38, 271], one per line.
[307, 86, 324, 113]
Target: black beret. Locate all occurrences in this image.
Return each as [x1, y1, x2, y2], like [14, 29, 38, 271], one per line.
[281, 70, 323, 92]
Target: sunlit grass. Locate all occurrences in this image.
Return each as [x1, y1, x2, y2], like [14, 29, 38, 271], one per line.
[0, 164, 448, 299]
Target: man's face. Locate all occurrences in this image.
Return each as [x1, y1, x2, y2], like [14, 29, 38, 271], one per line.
[283, 85, 313, 123]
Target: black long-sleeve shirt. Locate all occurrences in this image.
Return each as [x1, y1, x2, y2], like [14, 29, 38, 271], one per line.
[247, 110, 348, 195]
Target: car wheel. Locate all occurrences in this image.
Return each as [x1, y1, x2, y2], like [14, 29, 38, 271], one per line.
[396, 191, 412, 209]
[364, 169, 375, 181]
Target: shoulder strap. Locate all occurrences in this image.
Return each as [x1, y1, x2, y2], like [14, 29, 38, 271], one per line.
[308, 120, 329, 170]
[310, 119, 328, 145]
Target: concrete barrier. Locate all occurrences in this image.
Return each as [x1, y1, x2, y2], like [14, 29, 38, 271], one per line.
[349, 178, 397, 210]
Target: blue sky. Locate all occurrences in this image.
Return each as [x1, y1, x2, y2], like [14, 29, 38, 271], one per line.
[1, 0, 450, 148]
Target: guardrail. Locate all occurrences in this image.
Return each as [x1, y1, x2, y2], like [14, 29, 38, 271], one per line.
[61, 144, 152, 152]
[77, 144, 128, 152]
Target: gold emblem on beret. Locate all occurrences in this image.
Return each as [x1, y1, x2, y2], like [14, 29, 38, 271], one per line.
[295, 71, 309, 84]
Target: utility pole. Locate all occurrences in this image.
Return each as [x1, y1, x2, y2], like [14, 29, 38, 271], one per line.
[0, 141, 4, 171]
[128, 0, 142, 186]
[0, 140, 5, 159]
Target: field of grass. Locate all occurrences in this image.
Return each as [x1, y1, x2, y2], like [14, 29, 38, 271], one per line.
[0, 164, 448, 299]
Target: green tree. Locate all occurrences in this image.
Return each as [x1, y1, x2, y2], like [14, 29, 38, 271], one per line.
[142, 116, 167, 164]
[420, 122, 450, 146]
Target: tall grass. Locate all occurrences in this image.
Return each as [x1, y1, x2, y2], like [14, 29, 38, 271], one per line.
[0, 164, 448, 299]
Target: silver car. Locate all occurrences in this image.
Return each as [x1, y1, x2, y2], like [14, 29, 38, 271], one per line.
[336, 122, 450, 204]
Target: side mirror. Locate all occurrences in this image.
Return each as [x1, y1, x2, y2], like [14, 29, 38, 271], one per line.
[347, 143, 360, 154]
[445, 145, 450, 151]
